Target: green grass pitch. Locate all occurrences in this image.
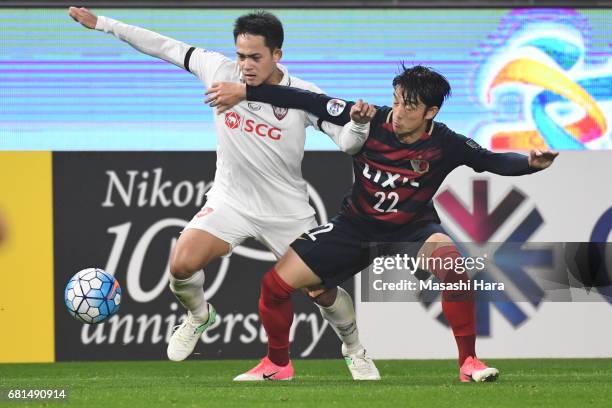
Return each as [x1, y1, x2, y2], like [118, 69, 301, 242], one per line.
[1, 359, 611, 407]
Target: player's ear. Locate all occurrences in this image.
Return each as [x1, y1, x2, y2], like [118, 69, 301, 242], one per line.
[424, 106, 439, 121]
[272, 48, 282, 63]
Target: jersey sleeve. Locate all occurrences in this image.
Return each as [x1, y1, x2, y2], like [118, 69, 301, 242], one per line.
[298, 82, 325, 129]
[319, 121, 370, 155]
[246, 84, 354, 126]
[448, 132, 538, 176]
[95, 16, 231, 87]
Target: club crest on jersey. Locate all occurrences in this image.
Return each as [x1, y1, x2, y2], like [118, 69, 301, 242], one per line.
[248, 102, 262, 111]
[326, 99, 347, 117]
[272, 106, 289, 120]
[224, 111, 241, 129]
[410, 159, 430, 174]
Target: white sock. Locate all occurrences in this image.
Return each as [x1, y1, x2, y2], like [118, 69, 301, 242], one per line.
[169, 270, 209, 324]
[318, 287, 362, 354]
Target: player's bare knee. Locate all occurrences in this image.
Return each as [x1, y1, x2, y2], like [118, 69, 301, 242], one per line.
[427, 233, 452, 244]
[309, 287, 337, 307]
[169, 250, 204, 280]
[419, 233, 454, 258]
[169, 260, 192, 280]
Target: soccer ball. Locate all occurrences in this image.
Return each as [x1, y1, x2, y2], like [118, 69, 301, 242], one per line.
[64, 268, 122, 324]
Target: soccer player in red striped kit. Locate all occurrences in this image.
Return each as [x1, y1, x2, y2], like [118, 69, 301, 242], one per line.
[208, 64, 558, 381]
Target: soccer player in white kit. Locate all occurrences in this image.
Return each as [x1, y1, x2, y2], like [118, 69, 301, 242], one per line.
[68, 7, 380, 380]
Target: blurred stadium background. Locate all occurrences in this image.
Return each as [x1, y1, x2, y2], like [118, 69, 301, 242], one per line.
[0, 1, 611, 403]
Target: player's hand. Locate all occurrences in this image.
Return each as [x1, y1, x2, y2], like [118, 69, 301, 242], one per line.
[350, 100, 376, 124]
[205, 82, 247, 113]
[68, 7, 98, 29]
[528, 149, 559, 169]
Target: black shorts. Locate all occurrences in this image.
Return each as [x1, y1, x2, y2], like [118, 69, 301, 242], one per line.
[290, 214, 447, 289]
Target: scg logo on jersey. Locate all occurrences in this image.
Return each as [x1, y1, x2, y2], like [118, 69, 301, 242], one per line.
[225, 112, 241, 129]
[224, 111, 282, 141]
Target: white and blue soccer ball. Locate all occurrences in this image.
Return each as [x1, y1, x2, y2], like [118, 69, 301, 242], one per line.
[64, 268, 122, 324]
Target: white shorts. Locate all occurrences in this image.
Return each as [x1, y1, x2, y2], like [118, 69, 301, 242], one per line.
[185, 197, 317, 260]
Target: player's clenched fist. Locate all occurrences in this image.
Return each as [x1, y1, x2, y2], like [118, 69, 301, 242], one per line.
[350, 99, 376, 124]
[68, 7, 98, 29]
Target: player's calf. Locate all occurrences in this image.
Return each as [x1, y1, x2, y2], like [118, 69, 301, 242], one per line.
[311, 287, 381, 381]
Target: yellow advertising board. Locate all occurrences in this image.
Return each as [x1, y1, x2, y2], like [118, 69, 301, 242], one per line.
[0, 152, 54, 363]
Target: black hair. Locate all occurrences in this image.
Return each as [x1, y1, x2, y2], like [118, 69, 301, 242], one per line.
[233, 11, 284, 52]
[392, 64, 451, 110]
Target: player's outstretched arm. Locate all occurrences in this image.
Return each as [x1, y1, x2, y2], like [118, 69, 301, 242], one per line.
[206, 82, 355, 125]
[248, 84, 356, 126]
[68, 7, 208, 80]
[205, 82, 375, 154]
[454, 135, 559, 175]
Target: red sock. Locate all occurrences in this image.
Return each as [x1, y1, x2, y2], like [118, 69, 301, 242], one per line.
[430, 245, 476, 366]
[454, 334, 476, 367]
[259, 268, 295, 367]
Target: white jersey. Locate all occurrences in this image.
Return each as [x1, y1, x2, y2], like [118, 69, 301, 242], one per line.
[96, 16, 360, 218]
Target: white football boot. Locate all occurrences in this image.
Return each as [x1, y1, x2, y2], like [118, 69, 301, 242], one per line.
[167, 304, 216, 362]
[342, 344, 381, 380]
